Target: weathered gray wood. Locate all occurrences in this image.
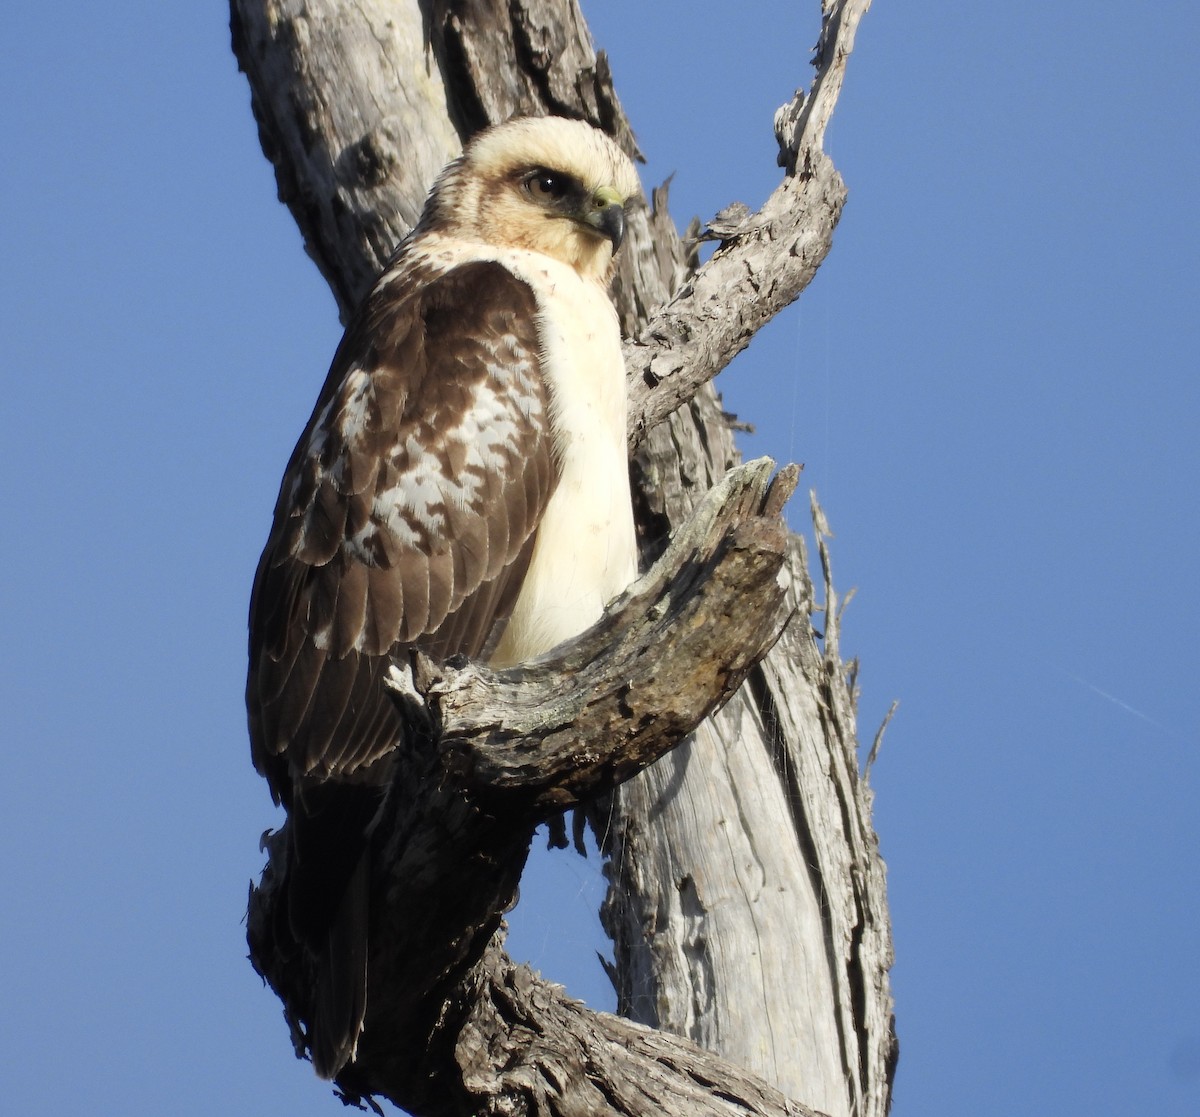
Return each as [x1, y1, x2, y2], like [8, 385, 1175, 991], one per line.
[231, 1, 894, 1114]
[230, 0, 460, 314]
[455, 939, 826, 1117]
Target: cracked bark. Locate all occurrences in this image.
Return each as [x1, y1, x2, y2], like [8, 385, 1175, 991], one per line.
[232, 1, 894, 1114]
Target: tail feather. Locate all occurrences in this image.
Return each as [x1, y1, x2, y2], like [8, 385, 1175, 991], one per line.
[309, 852, 370, 1079]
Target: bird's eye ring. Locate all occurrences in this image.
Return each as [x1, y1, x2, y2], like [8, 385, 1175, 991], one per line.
[525, 170, 569, 203]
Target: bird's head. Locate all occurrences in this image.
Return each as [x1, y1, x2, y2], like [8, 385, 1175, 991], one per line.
[420, 116, 642, 283]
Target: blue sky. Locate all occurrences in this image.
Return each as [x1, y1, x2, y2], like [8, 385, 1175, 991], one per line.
[2, 2, 1197, 1114]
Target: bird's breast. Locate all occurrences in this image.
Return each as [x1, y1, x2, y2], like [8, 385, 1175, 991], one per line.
[488, 258, 636, 667]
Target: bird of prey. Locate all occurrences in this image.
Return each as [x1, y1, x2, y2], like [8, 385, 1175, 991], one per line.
[246, 116, 641, 1078]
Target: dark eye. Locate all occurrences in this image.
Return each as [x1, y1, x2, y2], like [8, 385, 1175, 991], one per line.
[525, 170, 569, 202]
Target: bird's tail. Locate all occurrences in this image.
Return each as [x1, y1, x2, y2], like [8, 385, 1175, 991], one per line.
[284, 774, 387, 1078]
[308, 851, 370, 1079]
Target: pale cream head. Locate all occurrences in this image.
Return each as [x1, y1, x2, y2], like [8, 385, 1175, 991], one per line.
[418, 116, 642, 283]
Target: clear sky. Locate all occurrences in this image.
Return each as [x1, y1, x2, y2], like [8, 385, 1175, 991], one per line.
[2, 2, 1198, 1114]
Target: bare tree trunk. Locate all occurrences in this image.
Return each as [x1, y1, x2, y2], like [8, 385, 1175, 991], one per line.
[232, 2, 894, 1115]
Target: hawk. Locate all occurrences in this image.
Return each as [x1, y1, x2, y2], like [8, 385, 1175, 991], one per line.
[247, 117, 641, 1078]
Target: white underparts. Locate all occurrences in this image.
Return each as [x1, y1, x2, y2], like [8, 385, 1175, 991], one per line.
[486, 251, 636, 667]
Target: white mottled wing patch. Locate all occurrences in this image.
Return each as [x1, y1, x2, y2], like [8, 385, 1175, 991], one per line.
[247, 258, 556, 780]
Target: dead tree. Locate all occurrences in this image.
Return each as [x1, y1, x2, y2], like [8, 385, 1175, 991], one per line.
[232, 2, 895, 1114]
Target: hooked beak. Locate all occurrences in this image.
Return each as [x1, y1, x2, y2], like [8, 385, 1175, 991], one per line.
[582, 185, 627, 252]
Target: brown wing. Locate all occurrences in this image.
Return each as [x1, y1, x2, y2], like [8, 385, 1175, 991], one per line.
[247, 259, 557, 793]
